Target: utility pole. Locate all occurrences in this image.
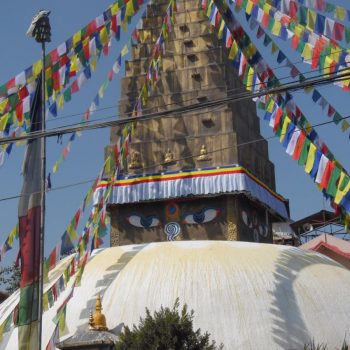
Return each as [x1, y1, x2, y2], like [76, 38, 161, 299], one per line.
[26, 10, 51, 350]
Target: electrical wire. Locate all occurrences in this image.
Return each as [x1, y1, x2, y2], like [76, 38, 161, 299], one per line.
[1, 77, 350, 203]
[2, 67, 349, 146]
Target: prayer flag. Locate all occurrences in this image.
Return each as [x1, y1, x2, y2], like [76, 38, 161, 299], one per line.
[305, 142, 316, 173]
[18, 75, 42, 350]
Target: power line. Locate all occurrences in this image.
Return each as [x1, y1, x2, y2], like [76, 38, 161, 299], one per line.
[43, 59, 350, 127]
[1, 68, 349, 146]
[1, 84, 350, 203]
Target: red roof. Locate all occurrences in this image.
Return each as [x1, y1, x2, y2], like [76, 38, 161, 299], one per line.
[300, 234, 350, 268]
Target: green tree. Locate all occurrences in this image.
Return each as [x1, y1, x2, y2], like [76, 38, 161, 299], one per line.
[0, 262, 20, 294]
[115, 299, 223, 350]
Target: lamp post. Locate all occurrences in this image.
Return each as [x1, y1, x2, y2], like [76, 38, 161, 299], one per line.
[26, 10, 51, 350]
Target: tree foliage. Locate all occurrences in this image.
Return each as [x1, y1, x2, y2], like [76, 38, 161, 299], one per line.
[0, 262, 20, 294]
[115, 299, 223, 350]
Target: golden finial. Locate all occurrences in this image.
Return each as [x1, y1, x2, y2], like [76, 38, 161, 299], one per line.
[163, 148, 176, 165]
[197, 144, 211, 161]
[129, 151, 142, 169]
[91, 293, 108, 331]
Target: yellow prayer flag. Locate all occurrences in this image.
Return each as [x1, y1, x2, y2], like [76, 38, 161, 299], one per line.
[271, 21, 281, 36]
[263, 3, 271, 13]
[53, 162, 59, 173]
[0, 113, 9, 132]
[335, 172, 350, 204]
[33, 60, 43, 76]
[280, 117, 291, 142]
[125, 0, 135, 18]
[301, 43, 313, 62]
[218, 20, 225, 39]
[247, 66, 254, 91]
[307, 9, 316, 31]
[73, 31, 82, 47]
[294, 25, 304, 37]
[121, 44, 129, 57]
[341, 120, 350, 132]
[330, 47, 340, 63]
[100, 27, 108, 45]
[0, 99, 8, 114]
[57, 95, 64, 110]
[305, 142, 316, 174]
[324, 56, 333, 77]
[228, 41, 238, 60]
[91, 57, 97, 72]
[111, 4, 119, 15]
[267, 98, 275, 113]
[70, 55, 78, 74]
[67, 223, 78, 242]
[335, 6, 346, 21]
[246, 0, 254, 15]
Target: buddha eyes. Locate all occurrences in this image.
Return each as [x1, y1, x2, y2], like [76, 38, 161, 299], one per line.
[127, 215, 161, 228]
[127, 208, 220, 228]
[182, 208, 220, 224]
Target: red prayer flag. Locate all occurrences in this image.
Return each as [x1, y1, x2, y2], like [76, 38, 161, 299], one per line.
[273, 108, 283, 132]
[19, 86, 29, 100]
[49, 49, 59, 64]
[320, 161, 335, 189]
[18, 75, 42, 350]
[261, 13, 270, 27]
[15, 101, 23, 124]
[83, 44, 90, 61]
[289, 1, 298, 18]
[333, 22, 344, 41]
[87, 20, 97, 36]
[292, 131, 306, 160]
[291, 35, 299, 49]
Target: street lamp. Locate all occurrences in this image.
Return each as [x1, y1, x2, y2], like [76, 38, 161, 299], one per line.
[26, 9, 51, 350]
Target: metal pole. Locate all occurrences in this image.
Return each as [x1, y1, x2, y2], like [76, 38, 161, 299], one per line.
[38, 41, 46, 350]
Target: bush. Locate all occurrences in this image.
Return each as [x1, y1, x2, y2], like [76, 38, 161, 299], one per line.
[115, 298, 223, 350]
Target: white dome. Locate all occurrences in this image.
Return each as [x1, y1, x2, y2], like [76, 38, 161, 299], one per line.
[1, 241, 350, 349]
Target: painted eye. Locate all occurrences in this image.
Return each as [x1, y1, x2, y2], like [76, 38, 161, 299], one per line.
[127, 215, 160, 228]
[183, 208, 220, 224]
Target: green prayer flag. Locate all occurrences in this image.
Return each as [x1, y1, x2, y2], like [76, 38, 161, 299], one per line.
[299, 6, 307, 25]
[18, 284, 39, 325]
[263, 34, 272, 47]
[8, 94, 19, 109]
[345, 27, 350, 44]
[46, 77, 53, 98]
[326, 166, 341, 197]
[333, 112, 342, 125]
[298, 138, 310, 166]
[325, 3, 335, 12]
[63, 87, 72, 103]
[267, 17, 274, 31]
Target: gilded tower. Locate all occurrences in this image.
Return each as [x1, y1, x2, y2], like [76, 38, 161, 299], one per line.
[106, 0, 289, 246]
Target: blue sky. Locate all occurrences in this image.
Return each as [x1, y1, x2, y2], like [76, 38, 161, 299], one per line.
[0, 0, 350, 266]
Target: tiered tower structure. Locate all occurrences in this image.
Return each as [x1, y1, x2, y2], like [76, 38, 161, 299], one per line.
[106, 0, 289, 246]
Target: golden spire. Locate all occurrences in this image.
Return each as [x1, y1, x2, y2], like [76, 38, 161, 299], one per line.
[91, 293, 108, 331]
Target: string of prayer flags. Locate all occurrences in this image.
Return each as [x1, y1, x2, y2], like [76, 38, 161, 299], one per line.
[204, 0, 350, 216]
[0, 0, 147, 168]
[229, 0, 350, 92]
[279, 0, 350, 40]
[251, 21, 350, 140]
